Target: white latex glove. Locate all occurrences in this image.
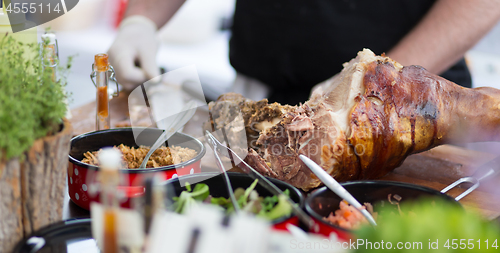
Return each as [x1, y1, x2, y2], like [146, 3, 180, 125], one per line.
[107, 15, 161, 91]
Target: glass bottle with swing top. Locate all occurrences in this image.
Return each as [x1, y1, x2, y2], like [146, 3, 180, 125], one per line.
[91, 53, 119, 130]
[41, 32, 58, 82]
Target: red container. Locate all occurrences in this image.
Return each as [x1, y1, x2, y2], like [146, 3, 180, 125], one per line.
[163, 172, 304, 230]
[305, 181, 461, 241]
[68, 128, 205, 210]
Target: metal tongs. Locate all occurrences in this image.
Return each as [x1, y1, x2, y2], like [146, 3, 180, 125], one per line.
[204, 131, 240, 214]
[441, 155, 500, 201]
[204, 131, 318, 231]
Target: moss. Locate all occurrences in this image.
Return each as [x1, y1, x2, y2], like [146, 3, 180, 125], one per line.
[0, 34, 72, 160]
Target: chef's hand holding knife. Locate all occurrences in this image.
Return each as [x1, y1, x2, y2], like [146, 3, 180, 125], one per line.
[107, 15, 161, 91]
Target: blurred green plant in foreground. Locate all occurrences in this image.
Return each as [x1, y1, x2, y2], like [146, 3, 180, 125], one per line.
[355, 198, 500, 252]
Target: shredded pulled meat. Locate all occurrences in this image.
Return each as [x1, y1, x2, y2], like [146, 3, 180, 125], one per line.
[82, 144, 197, 169]
[323, 200, 377, 230]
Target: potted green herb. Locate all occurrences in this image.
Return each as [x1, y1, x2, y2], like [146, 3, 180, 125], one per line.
[0, 34, 73, 252]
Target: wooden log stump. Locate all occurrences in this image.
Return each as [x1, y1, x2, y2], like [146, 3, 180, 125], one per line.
[0, 159, 23, 252]
[0, 119, 72, 252]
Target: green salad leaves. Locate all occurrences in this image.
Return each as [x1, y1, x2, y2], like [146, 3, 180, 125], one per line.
[172, 179, 293, 221]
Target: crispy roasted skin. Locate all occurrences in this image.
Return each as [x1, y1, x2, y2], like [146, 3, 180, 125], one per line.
[206, 49, 500, 191]
[349, 61, 500, 180]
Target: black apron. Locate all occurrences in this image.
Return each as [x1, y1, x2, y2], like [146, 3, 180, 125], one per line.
[229, 0, 472, 105]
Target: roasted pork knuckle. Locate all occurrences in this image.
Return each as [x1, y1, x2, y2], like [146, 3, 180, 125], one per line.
[205, 49, 500, 191]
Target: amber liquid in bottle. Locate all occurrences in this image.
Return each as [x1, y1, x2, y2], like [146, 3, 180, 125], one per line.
[100, 170, 120, 253]
[96, 148, 123, 253]
[97, 86, 109, 118]
[103, 208, 118, 253]
[94, 54, 110, 130]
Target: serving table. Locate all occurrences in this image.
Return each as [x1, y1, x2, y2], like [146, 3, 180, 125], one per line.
[65, 93, 500, 220]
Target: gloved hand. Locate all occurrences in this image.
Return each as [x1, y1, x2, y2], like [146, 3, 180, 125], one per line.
[107, 15, 161, 91]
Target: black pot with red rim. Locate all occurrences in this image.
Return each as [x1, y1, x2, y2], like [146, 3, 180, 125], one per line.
[163, 172, 304, 231]
[68, 128, 206, 210]
[305, 180, 461, 241]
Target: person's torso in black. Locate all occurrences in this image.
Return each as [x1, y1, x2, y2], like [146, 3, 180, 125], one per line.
[229, 0, 472, 105]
